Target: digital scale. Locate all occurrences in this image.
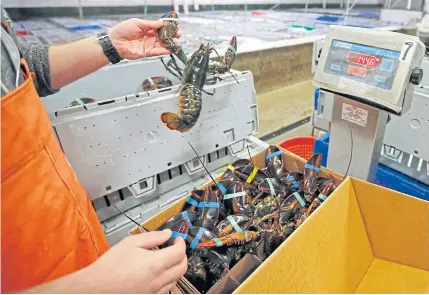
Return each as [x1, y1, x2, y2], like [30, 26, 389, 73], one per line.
[314, 26, 425, 182]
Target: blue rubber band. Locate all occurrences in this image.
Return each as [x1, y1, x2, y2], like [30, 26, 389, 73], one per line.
[227, 215, 243, 233]
[147, 77, 155, 86]
[186, 197, 199, 208]
[228, 44, 237, 54]
[181, 211, 193, 228]
[159, 17, 180, 22]
[286, 175, 300, 189]
[318, 194, 327, 201]
[305, 164, 321, 173]
[171, 231, 188, 240]
[75, 98, 85, 105]
[266, 178, 276, 195]
[216, 182, 227, 194]
[212, 237, 223, 247]
[198, 202, 220, 208]
[293, 192, 306, 207]
[265, 150, 283, 160]
[223, 191, 246, 200]
[190, 227, 205, 249]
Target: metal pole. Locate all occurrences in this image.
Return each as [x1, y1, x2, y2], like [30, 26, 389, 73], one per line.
[407, 0, 412, 10]
[77, 0, 84, 20]
[194, 0, 199, 11]
[323, 0, 326, 9]
[345, 0, 351, 25]
[144, 0, 148, 16]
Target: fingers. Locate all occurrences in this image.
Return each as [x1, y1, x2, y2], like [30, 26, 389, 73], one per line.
[124, 229, 172, 249]
[155, 256, 187, 292]
[157, 281, 177, 294]
[135, 19, 164, 31]
[175, 30, 183, 38]
[155, 237, 187, 269]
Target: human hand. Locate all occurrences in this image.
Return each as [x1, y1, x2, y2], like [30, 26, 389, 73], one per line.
[81, 229, 187, 293]
[108, 18, 181, 60]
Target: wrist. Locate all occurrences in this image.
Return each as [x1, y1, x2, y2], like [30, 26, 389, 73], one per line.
[97, 31, 123, 64]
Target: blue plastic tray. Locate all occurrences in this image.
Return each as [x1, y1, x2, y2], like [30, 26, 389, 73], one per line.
[313, 132, 429, 201]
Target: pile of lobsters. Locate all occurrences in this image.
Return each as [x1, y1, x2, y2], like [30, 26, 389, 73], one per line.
[157, 145, 337, 293]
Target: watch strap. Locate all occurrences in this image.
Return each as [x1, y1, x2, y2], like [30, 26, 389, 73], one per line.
[97, 32, 123, 64]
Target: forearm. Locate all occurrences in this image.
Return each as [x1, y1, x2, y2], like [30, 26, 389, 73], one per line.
[21, 267, 97, 293]
[49, 35, 109, 90]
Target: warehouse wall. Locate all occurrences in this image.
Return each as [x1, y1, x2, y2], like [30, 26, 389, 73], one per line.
[232, 42, 313, 94]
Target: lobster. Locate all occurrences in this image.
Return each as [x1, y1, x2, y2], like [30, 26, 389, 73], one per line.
[159, 38, 239, 132]
[141, 76, 172, 92]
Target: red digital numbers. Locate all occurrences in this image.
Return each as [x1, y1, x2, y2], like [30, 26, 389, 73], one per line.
[346, 52, 380, 67]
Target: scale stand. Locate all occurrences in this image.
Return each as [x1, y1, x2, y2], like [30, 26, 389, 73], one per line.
[327, 94, 389, 182]
[313, 26, 425, 183]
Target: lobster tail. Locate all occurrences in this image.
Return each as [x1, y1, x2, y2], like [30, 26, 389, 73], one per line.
[160, 112, 190, 132]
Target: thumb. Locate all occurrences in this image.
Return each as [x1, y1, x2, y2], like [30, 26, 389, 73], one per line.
[125, 229, 172, 249]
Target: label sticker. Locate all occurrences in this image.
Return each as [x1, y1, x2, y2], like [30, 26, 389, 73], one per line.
[341, 103, 368, 127]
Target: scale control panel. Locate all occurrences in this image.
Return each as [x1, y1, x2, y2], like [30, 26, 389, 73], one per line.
[314, 26, 425, 115]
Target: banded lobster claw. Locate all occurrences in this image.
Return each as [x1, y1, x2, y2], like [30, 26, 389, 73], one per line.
[303, 153, 323, 197]
[162, 219, 191, 248]
[157, 11, 188, 65]
[220, 159, 251, 181]
[213, 214, 251, 237]
[306, 177, 336, 215]
[195, 188, 222, 231]
[157, 210, 198, 231]
[222, 181, 253, 217]
[265, 145, 287, 181]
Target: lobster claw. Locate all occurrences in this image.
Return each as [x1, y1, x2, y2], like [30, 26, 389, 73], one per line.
[182, 189, 205, 212]
[163, 219, 191, 248]
[265, 145, 287, 181]
[213, 214, 251, 237]
[195, 188, 221, 231]
[158, 211, 198, 231]
[303, 153, 323, 197]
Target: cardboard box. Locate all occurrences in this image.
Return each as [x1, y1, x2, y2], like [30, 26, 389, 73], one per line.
[130, 148, 343, 293]
[235, 177, 429, 294]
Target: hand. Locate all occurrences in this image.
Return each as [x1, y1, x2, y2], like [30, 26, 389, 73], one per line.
[108, 18, 181, 60]
[81, 229, 187, 293]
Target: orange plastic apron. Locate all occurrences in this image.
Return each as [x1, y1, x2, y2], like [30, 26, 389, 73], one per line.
[1, 59, 109, 293]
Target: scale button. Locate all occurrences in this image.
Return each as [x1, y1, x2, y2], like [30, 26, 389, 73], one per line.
[330, 64, 341, 71]
[375, 75, 386, 82]
[347, 65, 367, 78]
[380, 59, 394, 72]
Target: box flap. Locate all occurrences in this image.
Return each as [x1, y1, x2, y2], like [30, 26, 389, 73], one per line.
[351, 178, 429, 271]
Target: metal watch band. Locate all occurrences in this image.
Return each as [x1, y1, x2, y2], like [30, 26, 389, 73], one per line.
[97, 32, 123, 64]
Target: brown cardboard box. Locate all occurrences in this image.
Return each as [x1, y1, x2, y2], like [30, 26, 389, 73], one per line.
[235, 177, 429, 294]
[129, 147, 343, 293]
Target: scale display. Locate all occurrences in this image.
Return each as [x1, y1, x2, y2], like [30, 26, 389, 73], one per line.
[323, 40, 401, 90]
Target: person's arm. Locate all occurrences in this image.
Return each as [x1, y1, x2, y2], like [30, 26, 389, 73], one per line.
[22, 230, 187, 294]
[49, 18, 174, 90]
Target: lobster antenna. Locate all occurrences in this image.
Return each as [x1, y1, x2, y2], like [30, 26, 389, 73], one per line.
[113, 203, 148, 233]
[213, 48, 240, 85]
[247, 145, 255, 167]
[188, 142, 225, 198]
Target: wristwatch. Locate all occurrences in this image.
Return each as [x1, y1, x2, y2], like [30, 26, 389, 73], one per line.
[97, 32, 123, 64]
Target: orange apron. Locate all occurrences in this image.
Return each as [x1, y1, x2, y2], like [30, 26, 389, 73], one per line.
[1, 59, 109, 293]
